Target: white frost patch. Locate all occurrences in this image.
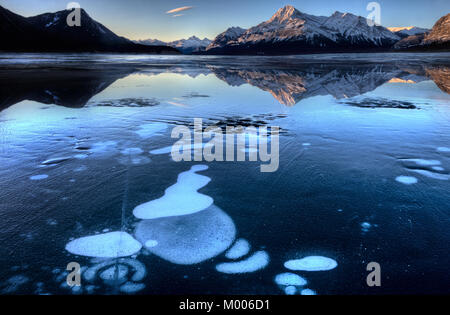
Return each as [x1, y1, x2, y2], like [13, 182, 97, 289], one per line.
[410, 169, 449, 181]
[395, 176, 418, 185]
[121, 148, 144, 155]
[216, 251, 269, 274]
[65, 232, 142, 258]
[432, 166, 445, 171]
[135, 123, 167, 139]
[284, 256, 338, 271]
[302, 143, 311, 146]
[135, 205, 236, 265]
[30, 174, 48, 181]
[301, 288, 317, 295]
[275, 273, 307, 286]
[225, 238, 251, 260]
[401, 159, 441, 166]
[437, 147, 450, 153]
[133, 165, 213, 219]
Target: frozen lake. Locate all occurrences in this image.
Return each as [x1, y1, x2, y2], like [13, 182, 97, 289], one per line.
[0, 53, 449, 295]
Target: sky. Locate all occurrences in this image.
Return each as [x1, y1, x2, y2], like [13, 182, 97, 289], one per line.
[1, 0, 449, 41]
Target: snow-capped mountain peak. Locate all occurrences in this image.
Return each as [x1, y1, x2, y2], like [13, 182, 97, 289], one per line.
[205, 5, 401, 55]
[268, 5, 303, 22]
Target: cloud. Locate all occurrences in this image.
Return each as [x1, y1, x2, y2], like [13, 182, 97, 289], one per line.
[172, 14, 184, 18]
[166, 6, 193, 14]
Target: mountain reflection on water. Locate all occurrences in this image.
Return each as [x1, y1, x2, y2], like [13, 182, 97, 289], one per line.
[0, 54, 449, 110]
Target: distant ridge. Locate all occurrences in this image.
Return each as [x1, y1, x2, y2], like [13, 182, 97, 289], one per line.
[0, 5, 180, 54]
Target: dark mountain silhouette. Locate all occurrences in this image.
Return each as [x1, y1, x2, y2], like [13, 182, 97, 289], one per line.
[0, 5, 180, 53]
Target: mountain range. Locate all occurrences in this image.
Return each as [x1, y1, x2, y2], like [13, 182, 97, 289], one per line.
[204, 5, 449, 55]
[0, 5, 179, 53]
[135, 36, 212, 54]
[0, 4, 448, 55]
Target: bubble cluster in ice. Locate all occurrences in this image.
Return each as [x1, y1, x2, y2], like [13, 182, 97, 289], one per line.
[135, 205, 236, 265]
[133, 165, 213, 219]
[284, 256, 338, 272]
[275, 273, 307, 286]
[65, 232, 142, 258]
[225, 239, 251, 260]
[216, 251, 269, 274]
[395, 176, 418, 185]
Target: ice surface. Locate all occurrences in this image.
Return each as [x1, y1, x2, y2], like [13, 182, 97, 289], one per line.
[121, 148, 144, 155]
[65, 232, 142, 258]
[216, 251, 269, 274]
[284, 256, 338, 271]
[275, 273, 307, 286]
[395, 176, 418, 185]
[133, 165, 213, 219]
[432, 166, 445, 171]
[30, 175, 48, 180]
[135, 123, 167, 139]
[225, 238, 251, 260]
[90, 141, 118, 156]
[437, 147, 450, 153]
[410, 169, 449, 181]
[135, 205, 236, 265]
